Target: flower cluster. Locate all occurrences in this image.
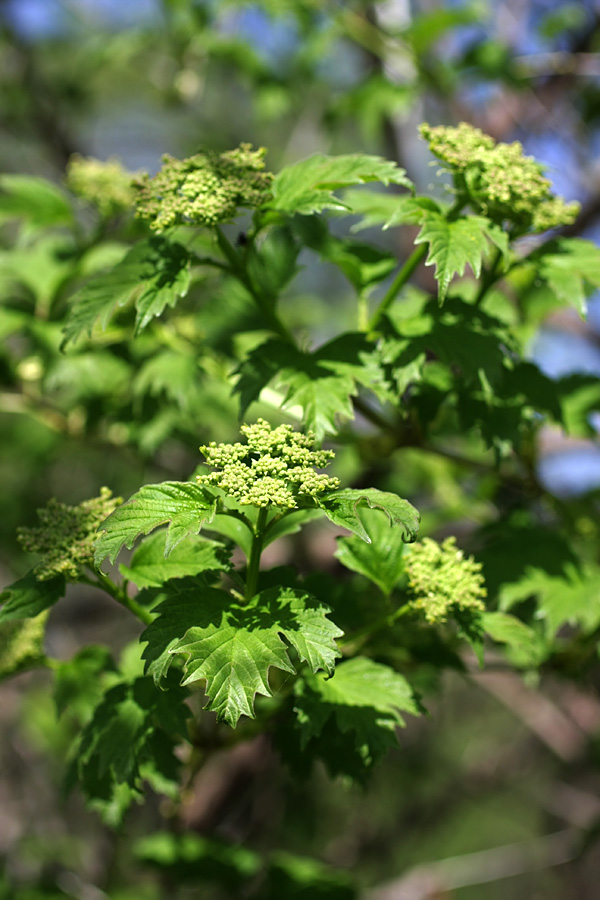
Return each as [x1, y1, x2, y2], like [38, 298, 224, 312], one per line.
[197, 419, 339, 508]
[133, 144, 273, 231]
[420, 122, 579, 233]
[17, 488, 122, 581]
[65, 155, 138, 217]
[405, 536, 486, 625]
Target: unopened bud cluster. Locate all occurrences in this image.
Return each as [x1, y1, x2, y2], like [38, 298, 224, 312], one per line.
[197, 419, 339, 508]
[17, 487, 122, 581]
[133, 144, 272, 231]
[405, 536, 486, 625]
[420, 122, 579, 233]
[65, 155, 138, 217]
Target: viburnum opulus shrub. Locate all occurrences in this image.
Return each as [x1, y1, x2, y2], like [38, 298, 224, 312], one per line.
[1, 122, 599, 895]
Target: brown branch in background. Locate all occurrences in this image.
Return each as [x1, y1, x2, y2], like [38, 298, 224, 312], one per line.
[364, 829, 576, 900]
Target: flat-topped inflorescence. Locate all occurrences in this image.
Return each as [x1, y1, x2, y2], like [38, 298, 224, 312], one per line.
[197, 419, 339, 508]
[133, 143, 273, 231]
[405, 536, 486, 625]
[420, 122, 579, 233]
[65, 155, 138, 217]
[17, 488, 122, 581]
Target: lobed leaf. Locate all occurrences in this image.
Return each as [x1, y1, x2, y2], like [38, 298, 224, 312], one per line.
[318, 488, 420, 544]
[415, 211, 501, 302]
[481, 611, 546, 668]
[119, 530, 232, 588]
[293, 657, 422, 769]
[271, 153, 413, 216]
[94, 482, 218, 565]
[62, 236, 190, 347]
[141, 581, 343, 727]
[235, 333, 379, 438]
[335, 507, 407, 596]
[500, 563, 600, 638]
[538, 237, 600, 316]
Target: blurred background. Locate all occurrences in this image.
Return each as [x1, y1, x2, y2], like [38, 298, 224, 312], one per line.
[1, 1, 600, 898]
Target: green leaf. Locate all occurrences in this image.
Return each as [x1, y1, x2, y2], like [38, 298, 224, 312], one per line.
[291, 216, 396, 292]
[383, 195, 443, 229]
[0, 570, 66, 623]
[335, 507, 407, 596]
[246, 224, 300, 303]
[500, 564, 600, 637]
[265, 851, 357, 900]
[94, 482, 218, 565]
[415, 212, 499, 302]
[0, 174, 73, 229]
[538, 238, 600, 316]
[72, 675, 190, 819]
[481, 611, 546, 668]
[294, 657, 421, 768]
[0, 613, 48, 680]
[119, 530, 232, 588]
[134, 831, 261, 888]
[62, 236, 190, 347]
[558, 374, 600, 437]
[318, 488, 420, 544]
[54, 646, 117, 720]
[141, 582, 343, 726]
[133, 350, 202, 412]
[46, 351, 132, 401]
[235, 333, 380, 438]
[271, 153, 413, 215]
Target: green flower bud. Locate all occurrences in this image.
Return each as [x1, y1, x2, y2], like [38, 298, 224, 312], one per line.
[133, 144, 273, 231]
[420, 122, 579, 233]
[17, 487, 122, 581]
[405, 536, 486, 625]
[197, 419, 339, 509]
[65, 155, 138, 217]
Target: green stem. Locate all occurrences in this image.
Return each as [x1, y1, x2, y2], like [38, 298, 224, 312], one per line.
[340, 601, 413, 650]
[357, 289, 370, 332]
[368, 200, 466, 332]
[245, 506, 269, 601]
[473, 248, 503, 307]
[90, 572, 154, 626]
[215, 226, 295, 344]
[368, 244, 428, 332]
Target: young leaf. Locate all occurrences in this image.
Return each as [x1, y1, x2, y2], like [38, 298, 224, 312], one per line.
[0, 570, 66, 623]
[271, 153, 413, 215]
[294, 657, 422, 766]
[538, 237, 600, 316]
[141, 581, 343, 726]
[119, 530, 232, 588]
[94, 482, 218, 565]
[415, 211, 499, 302]
[318, 488, 420, 544]
[335, 507, 407, 596]
[62, 236, 190, 347]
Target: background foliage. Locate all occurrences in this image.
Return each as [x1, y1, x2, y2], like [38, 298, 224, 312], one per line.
[2, 1, 600, 898]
